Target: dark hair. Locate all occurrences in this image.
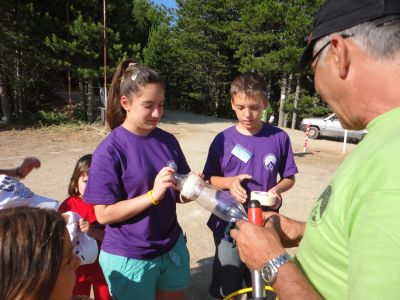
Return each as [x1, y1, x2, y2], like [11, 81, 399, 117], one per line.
[68, 154, 92, 197]
[106, 59, 164, 130]
[230, 72, 268, 100]
[0, 207, 66, 300]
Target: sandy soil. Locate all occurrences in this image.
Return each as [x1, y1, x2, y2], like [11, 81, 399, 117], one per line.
[0, 109, 355, 299]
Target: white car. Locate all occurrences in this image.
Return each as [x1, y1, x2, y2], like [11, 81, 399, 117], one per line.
[300, 113, 368, 141]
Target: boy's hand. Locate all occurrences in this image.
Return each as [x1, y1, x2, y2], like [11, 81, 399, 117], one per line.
[267, 188, 282, 210]
[229, 174, 252, 203]
[78, 218, 90, 233]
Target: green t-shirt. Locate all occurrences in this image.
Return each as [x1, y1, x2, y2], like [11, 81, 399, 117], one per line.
[296, 107, 400, 299]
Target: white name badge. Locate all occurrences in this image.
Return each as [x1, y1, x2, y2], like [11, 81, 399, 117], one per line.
[231, 144, 252, 163]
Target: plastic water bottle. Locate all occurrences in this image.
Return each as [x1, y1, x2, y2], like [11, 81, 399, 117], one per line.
[175, 173, 248, 222]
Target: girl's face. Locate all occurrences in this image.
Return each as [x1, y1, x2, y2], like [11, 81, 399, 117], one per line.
[78, 173, 88, 196]
[121, 83, 165, 136]
[231, 92, 267, 135]
[49, 229, 80, 300]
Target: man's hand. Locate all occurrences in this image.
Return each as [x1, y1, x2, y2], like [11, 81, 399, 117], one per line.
[262, 212, 306, 248]
[230, 219, 285, 271]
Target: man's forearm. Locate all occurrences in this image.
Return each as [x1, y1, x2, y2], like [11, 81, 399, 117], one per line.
[272, 262, 322, 300]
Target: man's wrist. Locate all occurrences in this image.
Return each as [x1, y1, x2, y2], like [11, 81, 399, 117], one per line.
[261, 252, 293, 285]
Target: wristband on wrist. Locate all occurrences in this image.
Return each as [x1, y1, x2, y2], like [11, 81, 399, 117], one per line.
[147, 190, 159, 205]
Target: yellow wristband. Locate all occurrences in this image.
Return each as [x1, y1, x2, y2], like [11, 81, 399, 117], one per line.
[147, 190, 159, 205]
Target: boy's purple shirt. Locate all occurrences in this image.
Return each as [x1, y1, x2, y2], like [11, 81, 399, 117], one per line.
[203, 124, 298, 238]
[84, 126, 190, 259]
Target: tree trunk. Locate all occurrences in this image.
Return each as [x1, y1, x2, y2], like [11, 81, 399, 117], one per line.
[291, 79, 300, 130]
[0, 73, 12, 124]
[87, 76, 94, 122]
[78, 76, 87, 118]
[14, 50, 22, 119]
[283, 74, 293, 128]
[278, 75, 287, 127]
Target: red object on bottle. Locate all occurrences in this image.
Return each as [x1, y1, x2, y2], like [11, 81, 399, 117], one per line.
[248, 200, 263, 226]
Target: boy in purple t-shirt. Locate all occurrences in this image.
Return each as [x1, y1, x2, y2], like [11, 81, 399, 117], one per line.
[84, 59, 190, 300]
[203, 73, 298, 298]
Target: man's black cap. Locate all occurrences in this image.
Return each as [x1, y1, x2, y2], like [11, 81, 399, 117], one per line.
[300, 0, 400, 72]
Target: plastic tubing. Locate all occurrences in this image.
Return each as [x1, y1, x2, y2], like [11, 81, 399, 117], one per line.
[222, 286, 277, 300]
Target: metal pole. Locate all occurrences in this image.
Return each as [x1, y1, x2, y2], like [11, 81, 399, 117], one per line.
[103, 0, 107, 124]
[342, 129, 348, 155]
[248, 200, 267, 299]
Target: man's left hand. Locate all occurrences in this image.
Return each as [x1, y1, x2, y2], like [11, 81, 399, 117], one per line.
[230, 218, 285, 271]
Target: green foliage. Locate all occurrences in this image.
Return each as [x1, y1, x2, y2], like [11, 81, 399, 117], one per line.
[1, 0, 327, 125]
[296, 95, 332, 119]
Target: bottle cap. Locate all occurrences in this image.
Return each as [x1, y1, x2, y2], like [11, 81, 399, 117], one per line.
[248, 199, 261, 208]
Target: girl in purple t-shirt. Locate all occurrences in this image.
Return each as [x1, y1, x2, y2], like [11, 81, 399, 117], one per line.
[84, 59, 190, 300]
[203, 73, 298, 298]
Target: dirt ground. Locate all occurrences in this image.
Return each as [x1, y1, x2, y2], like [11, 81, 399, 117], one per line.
[0, 110, 355, 299]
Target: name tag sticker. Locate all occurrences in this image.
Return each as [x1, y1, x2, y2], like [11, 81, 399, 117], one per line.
[231, 144, 252, 163]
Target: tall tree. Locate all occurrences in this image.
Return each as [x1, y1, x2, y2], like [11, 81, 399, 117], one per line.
[171, 0, 237, 117]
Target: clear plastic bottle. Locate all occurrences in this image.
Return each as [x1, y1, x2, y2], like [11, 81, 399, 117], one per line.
[175, 173, 248, 222]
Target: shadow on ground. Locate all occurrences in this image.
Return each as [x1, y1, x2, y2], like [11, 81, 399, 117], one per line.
[186, 256, 214, 299]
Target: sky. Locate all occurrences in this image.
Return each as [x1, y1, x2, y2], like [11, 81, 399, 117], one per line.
[152, 0, 177, 9]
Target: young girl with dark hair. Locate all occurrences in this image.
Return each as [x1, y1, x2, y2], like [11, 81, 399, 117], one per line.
[59, 154, 111, 300]
[84, 59, 191, 300]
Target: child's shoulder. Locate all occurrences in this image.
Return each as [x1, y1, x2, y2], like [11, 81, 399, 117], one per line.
[58, 196, 81, 213]
[217, 125, 237, 136]
[260, 123, 290, 138]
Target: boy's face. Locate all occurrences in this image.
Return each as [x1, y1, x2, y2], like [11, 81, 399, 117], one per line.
[231, 92, 267, 133]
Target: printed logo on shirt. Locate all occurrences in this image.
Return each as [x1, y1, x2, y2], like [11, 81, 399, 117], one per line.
[263, 154, 277, 172]
[310, 185, 332, 226]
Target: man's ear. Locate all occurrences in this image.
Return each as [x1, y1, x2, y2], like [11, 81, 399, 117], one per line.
[231, 98, 235, 110]
[263, 98, 269, 109]
[330, 34, 350, 79]
[120, 95, 130, 111]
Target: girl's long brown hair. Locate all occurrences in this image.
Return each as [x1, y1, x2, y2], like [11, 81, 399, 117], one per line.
[106, 59, 164, 130]
[0, 207, 66, 300]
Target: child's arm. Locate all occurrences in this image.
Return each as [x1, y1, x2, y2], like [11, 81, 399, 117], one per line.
[209, 174, 252, 204]
[79, 219, 105, 241]
[94, 166, 176, 224]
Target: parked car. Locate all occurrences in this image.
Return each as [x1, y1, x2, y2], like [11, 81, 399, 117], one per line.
[300, 113, 368, 141]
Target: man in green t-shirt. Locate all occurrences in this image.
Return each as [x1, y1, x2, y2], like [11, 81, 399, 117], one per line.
[230, 0, 400, 299]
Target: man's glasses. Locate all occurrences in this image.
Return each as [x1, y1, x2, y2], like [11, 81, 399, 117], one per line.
[303, 34, 354, 85]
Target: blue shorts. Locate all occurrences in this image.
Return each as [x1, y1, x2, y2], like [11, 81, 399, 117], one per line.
[99, 234, 190, 300]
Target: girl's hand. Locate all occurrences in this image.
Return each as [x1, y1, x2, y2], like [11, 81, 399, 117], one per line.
[228, 174, 252, 203]
[152, 167, 176, 202]
[78, 218, 90, 233]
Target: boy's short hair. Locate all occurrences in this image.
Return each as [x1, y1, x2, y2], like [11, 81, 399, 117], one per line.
[230, 73, 268, 100]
